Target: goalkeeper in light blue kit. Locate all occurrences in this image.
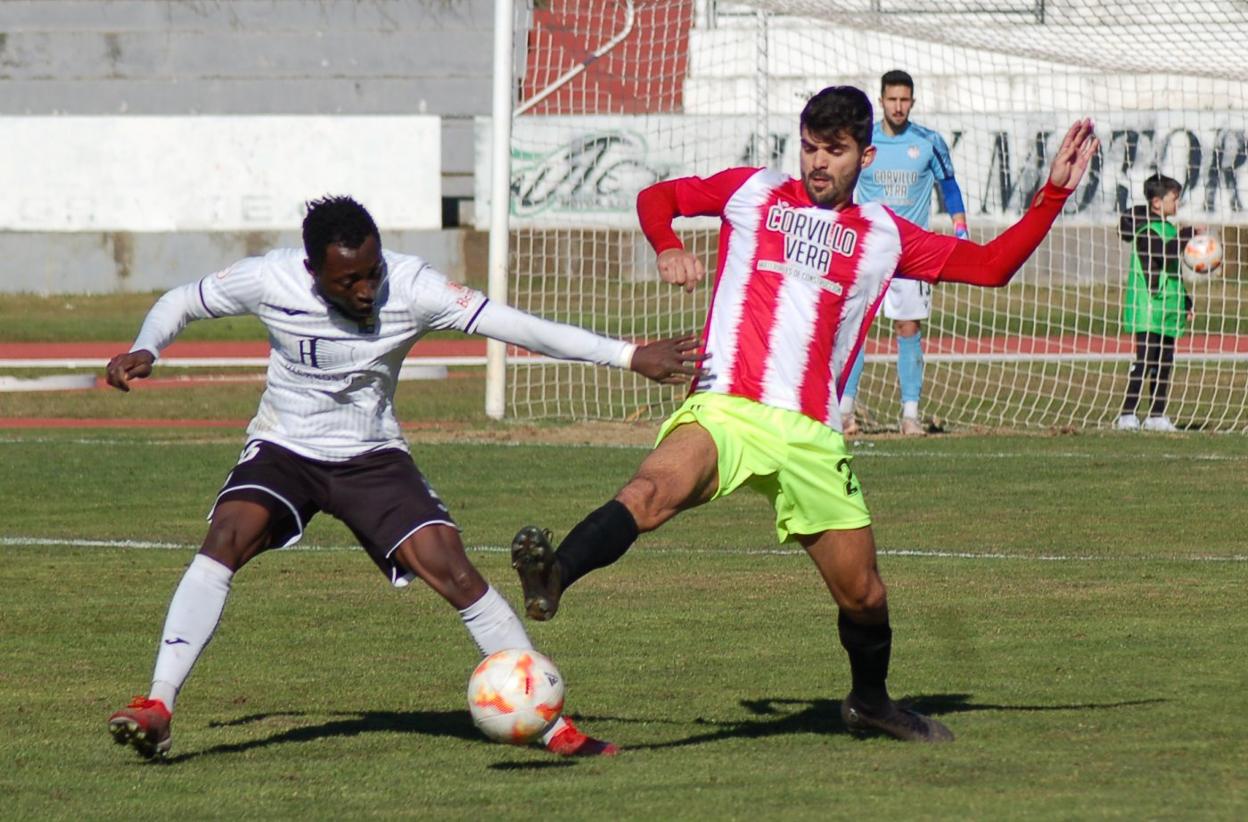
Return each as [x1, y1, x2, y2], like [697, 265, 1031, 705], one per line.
[842, 69, 969, 435]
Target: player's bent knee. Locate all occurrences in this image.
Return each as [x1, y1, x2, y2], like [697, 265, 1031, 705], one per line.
[198, 531, 265, 571]
[615, 478, 673, 532]
[395, 527, 487, 605]
[836, 577, 888, 620]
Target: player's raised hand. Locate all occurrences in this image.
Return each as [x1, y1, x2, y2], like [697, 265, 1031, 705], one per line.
[105, 350, 155, 392]
[630, 334, 709, 385]
[1048, 118, 1100, 191]
[657, 248, 706, 293]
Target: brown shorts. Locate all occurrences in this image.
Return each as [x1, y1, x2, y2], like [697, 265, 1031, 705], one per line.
[212, 440, 457, 585]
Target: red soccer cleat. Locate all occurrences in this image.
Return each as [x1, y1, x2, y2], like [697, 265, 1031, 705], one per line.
[108, 696, 172, 759]
[544, 718, 619, 757]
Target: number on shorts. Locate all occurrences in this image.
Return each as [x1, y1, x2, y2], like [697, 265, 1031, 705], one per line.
[835, 457, 861, 497]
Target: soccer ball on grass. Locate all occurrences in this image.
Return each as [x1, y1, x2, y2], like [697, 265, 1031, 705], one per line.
[467, 648, 565, 744]
[1181, 233, 1223, 280]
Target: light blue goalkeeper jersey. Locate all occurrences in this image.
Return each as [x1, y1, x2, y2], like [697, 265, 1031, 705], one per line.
[854, 120, 961, 229]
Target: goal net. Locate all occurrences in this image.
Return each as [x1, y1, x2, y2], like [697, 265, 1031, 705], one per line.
[479, 0, 1248, 432]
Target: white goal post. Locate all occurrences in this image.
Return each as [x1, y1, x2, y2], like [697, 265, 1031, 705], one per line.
[483, 0, 1248, 432]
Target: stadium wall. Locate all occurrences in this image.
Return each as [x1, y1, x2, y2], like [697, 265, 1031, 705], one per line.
[0, 0, 503, 294]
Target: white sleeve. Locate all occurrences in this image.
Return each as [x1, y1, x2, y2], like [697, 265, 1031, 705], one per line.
[467, 301, 636, 369]
[130, 258, 265, 360]
[406, 263, 635, 368]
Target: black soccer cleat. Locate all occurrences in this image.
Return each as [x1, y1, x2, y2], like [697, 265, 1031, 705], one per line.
[511, 526, 563, 621]
[841, 692, 954, 743]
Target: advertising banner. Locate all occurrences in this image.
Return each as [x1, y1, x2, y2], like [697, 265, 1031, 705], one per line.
[476, 112, 1248, 227]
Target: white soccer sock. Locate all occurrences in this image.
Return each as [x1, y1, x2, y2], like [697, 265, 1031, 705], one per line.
[541, 716, 569, 744]
[902, 400, 920, 419]
[149, 554, 233, 711]
[839, 395, 856, 416]
[458, 586, 532, 657]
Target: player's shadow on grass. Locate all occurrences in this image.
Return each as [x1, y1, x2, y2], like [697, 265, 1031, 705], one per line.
[162, 709, 480, 763]
[626, 693, 1167, 749]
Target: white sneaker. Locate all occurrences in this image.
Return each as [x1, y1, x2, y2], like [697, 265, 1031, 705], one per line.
[1142, 415, 1178, 432]
[900, 416, 925, 436]
[1115, 414, 1140, 431]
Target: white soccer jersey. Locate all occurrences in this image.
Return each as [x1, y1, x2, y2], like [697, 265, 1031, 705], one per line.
[131, 248, 635, 460]
[638, 167, 955, 430]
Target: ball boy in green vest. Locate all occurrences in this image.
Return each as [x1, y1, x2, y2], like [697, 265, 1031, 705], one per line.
[1116, 173, 1197, 432]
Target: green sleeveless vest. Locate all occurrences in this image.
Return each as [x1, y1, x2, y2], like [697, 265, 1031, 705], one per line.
[1123, 219, 1188, 338]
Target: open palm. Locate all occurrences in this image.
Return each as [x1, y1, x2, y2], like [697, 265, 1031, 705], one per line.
[1048, 118, 1100, 191]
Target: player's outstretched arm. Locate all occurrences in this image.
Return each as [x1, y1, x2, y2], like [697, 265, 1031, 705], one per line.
[105, 350, 156, 392]
[469, 301, 704, 385]
[929, 119, 1099, 288]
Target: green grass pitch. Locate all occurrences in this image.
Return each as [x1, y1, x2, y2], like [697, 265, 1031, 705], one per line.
[2, 425, 1246, 819]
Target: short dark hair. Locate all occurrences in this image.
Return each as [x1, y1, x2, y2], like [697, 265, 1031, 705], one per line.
[302, 195, 380, 272]
[881, 69, 914, 94]
[1142, 173, 1181, 204]
[800, 86, 874, 150]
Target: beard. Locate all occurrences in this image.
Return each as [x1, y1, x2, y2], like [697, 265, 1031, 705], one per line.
[802, 172, 848, 207]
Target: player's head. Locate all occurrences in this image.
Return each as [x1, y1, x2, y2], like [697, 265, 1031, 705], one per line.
[302, 195, 383, 321]
[798, 86, 876, 208]
[1143, 173, 1182, 218]
[879, 69, 915, 132]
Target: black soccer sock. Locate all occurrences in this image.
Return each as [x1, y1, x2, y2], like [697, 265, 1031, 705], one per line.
[555, 499, 640, 590]
[838, 610, 892, 711]
[1149, 340, 1176, 416]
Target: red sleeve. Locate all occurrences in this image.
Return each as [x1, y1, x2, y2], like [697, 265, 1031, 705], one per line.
[935, 182, 1074, 287]
[893, 215, 958, 283]
[637, 167, 760, 254]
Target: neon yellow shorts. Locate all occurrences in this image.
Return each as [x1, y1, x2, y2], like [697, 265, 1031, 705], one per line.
[656, 392, 870, 543]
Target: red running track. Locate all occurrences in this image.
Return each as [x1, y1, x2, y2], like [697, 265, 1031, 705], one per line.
[3, 334, 1247, 361]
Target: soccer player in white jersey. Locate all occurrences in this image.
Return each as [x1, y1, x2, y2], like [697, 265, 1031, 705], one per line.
[511, 87, 1098, 743]
[104, 195, 706, 760]
[843, 70, 969, 435]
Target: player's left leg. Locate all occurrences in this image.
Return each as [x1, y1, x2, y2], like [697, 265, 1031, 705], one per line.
[513, 417, 720, 621]
[339, 452, 617, 756]
[800, 526, 952, 743]
[391, 525, 617, 756]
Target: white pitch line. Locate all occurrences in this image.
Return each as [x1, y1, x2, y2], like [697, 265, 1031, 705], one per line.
[3, 435, 1246, 462]
[0, 435, 653, 450]
[2, 536, 1243, 563]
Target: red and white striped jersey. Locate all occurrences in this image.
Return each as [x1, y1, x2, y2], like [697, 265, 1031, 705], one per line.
[638, 167, 957, 431]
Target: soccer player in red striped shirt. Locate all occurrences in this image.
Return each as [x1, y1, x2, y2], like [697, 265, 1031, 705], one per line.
[513, 86, 1098, 743]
